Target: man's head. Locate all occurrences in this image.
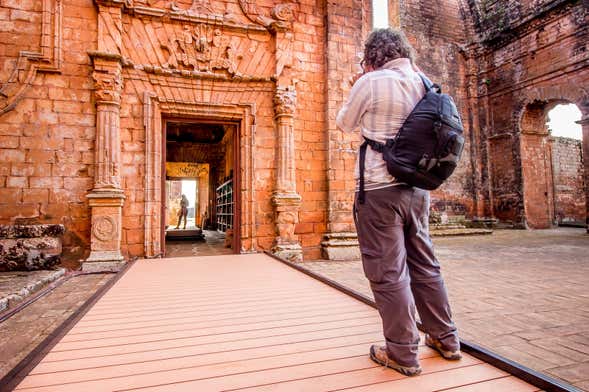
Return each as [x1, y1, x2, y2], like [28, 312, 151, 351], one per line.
[362, 28, 414, 71]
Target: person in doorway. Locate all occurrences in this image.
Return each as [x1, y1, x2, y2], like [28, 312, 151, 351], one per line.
[176, 194, 189, 230]
[336, 28, 461, 377]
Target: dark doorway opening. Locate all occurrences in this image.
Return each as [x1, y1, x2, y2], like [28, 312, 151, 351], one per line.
[163, 120, 239, 257]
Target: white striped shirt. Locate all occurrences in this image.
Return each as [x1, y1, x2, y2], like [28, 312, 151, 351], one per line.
[336, 58, 425, 191]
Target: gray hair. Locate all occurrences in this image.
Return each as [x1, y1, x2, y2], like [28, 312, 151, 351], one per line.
[363, 28, 415, 69]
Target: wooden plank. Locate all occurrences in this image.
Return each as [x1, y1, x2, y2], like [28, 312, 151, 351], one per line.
[42, 323, 384, 362]
[437, 376, 541, 391]
[33, 332, 386, 374]
[14, 254, 539, 392]
[70, 298, 364, 330]
[332, 364, 508, 392]
[52, 315, 382, 352]
[17, 347, 442, 392]
[60, 309, 377, 342]
[215, 356, 482, 392]
[67, 305, 372, 336]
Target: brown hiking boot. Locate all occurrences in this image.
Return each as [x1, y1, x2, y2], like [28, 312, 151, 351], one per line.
[425, 334, 462, 360]
[369, 345, 422, 377]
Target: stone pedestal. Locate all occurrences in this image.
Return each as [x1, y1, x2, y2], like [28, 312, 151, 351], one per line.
[320, 232, 360, 261]
[84, 191, 126, 272]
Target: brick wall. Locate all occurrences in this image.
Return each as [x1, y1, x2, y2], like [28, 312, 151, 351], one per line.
[324, 0, 368, 238]
[0, 0, 97, 262]
[552, 137, 586, 225]
[399, 0, 476, 216]
[463, 0, 589, 226]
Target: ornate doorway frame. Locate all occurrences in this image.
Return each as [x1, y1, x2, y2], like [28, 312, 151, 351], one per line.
[143, 93, 256, 258]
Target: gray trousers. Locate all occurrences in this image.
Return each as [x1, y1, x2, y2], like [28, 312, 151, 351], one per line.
[354, 185, 459, 367]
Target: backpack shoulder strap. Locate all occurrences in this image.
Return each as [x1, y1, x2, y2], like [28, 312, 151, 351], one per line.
[418, 72, 441, 93]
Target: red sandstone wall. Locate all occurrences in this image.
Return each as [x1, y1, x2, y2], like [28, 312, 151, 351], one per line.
[399, 0, 475, 217]
[116, 0, 330, 259]
[324, 0, 369, 239]
[464, 0, 589, 226]
[0, 0, 97, 262]
[552, 137, 586, 225]
[291, 0, 329, 259]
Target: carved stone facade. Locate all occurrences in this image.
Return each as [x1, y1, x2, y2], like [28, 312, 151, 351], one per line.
[0, 0, 587, 266]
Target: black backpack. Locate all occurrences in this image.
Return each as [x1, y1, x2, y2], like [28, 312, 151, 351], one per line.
[358, 73, 464, 203]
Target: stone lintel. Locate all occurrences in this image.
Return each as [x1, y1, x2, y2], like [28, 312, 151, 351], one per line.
[321, 232, 360, 261]
[88, 51, 123, 63]
[271, 192, 301, 208]
[87, 190, 126, 207]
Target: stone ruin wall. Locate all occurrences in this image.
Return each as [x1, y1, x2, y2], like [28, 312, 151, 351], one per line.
[0, 0, 337, 261]
[551, 136, 586, 225]
[463, 0, 589, 226]
[0, 0, 97, 262]
[1, 0, 587, 264]
[396, 0, 476, 218]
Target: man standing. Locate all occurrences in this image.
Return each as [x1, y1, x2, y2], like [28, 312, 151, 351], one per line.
[336, 28, 461, 377]
[176, 194, 189, 230]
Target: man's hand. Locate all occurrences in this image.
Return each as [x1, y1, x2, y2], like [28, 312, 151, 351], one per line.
[349, 72, 364, 87]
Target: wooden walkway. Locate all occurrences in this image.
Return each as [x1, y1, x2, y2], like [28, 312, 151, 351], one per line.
[14, 254, 540, 391]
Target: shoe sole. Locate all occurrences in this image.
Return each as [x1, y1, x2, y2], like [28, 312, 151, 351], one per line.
[369, 346, 422, 377]
[425, 340, 462, 360]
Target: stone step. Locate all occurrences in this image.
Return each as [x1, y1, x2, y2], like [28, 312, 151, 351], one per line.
[430, 227, 493, 237]
[0, 268, 66, 313]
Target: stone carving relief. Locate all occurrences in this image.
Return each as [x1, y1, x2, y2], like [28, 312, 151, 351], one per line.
[92, 216, 118, 242]
[92, 71, 124, 104]
[273, 85, 297, 116]
[161, 25, 241, 75]
[171, 0, 215, 14]
[275, 210, 297, 243]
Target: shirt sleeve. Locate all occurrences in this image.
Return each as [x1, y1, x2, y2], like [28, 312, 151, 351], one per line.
[336, 75, 372, 133]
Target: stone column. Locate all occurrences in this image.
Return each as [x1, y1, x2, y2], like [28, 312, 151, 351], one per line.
[578, 113, 589, 233]
[84, 52, 125, 271]
[83, 1, 126, 272]
[271, 85, 303, 262]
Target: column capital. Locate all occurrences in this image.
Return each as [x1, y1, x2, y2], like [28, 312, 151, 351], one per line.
[92, 65, 123, 106]
[273, 85, 296, 117]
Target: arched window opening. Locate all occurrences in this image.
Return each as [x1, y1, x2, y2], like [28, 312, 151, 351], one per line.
[547, 103, 582, 140]
[372, 0, 389, 29]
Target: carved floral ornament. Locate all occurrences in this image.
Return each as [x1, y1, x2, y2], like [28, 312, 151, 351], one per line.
[92, 71, 124, 104]
[274, 86, 297, 116]
[92, 216, 118, 242]
[161, 24, 241, 75]
[127, 0, 297, 30]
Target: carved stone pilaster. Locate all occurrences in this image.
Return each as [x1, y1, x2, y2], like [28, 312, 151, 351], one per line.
[577, 113, 589, 233]
[83, 49, 126, 270]
[272, 85, 302, 262]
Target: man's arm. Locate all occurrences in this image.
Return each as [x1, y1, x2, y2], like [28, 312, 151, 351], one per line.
[336, 75, 372, 133]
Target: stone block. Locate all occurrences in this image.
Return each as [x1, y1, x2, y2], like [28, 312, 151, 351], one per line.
[321, 232, 360, 261]
[0, 237, 61, 271]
